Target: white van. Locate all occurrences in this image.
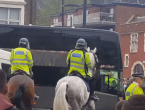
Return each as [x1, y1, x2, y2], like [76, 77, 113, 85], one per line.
[0, 49, 11, 72]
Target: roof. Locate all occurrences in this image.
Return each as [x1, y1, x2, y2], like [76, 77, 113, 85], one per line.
[50, 2, 145, 17]
[131, 16, 145, 23]
[90, 0, 145, 5]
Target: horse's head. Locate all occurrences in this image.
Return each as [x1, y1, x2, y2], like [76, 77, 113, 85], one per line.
[87, 47, 98, 76]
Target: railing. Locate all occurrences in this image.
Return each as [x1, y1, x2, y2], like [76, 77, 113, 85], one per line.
[53, 22, 62, 26]
[73, 12, 114, 25]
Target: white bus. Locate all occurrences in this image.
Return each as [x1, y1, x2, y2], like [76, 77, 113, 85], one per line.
[0, 49, 11, 72]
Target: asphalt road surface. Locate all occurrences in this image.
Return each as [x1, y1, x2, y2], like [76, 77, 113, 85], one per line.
[32, 108, 51, 110]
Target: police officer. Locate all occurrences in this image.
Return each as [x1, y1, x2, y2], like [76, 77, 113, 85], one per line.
[105, 72, 117, 88]
[10, 38, 39, 99]
[66, 38, 98, 101]
[125, 73, 144, 100]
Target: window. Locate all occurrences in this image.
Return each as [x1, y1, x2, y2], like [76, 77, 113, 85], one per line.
[67, 14, 73, 26]
[133, 64, 144, 74]
[0, 7, 20, 25]
[130, 33, 138, 53]
[124, 54, 129, 67]
[53, 18, 58, 26]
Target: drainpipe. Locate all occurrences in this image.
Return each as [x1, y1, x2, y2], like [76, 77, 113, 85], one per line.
[30, 0, 33, 24]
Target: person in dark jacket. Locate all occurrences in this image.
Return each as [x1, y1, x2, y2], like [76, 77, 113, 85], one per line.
[0, 69, 18, 110]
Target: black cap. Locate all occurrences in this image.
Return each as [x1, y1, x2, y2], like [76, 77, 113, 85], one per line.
[132, 73, 145, 79]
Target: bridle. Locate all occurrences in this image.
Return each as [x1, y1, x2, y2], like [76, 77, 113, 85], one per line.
[88, 50, 98, 74]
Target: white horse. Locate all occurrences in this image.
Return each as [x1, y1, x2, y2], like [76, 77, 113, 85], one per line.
[53, 47, 98, 110]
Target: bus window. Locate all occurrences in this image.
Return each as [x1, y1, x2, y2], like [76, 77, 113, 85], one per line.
[100, 69, 120, 95]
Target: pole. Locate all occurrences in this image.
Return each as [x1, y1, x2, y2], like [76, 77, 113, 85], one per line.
[62, 0, 64, 27]
[83, 0, 87, 28]
[30, 0, 33, 24]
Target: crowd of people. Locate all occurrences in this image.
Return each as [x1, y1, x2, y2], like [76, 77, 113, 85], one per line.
[0, 69, 18, 110]
[115, 72, 145, 110]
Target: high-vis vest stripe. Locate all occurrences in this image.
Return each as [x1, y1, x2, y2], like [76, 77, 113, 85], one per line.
[66, 49, 92, 78]
[125, 82, 144, 100]
[10, 47, 33, 75]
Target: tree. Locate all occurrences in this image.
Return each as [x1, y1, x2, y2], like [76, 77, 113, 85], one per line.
[36, 0, 90, 26]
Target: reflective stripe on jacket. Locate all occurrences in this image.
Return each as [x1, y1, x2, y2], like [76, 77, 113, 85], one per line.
[125, 82, 144, 100]
[10, 47, 33, 75]
[66, 49, 92, 78]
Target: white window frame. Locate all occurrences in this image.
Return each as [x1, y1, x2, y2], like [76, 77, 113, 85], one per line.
[53, 18, 58, 26]
[67, 14, 73, 26]
[0, 8, 21, 25]
[124, 54, 129, 67]
[0, 3, 25, 25]
[130, 33, 138, 53]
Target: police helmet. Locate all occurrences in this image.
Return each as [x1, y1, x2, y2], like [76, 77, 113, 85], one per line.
[75, 38, 87, 50]
[19, 38, 30, 49]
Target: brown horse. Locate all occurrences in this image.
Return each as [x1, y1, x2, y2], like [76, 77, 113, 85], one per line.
[6, 71, 34, 110]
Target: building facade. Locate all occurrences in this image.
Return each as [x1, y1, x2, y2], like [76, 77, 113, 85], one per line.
[50, 3, 145, 77]
[50, 3, 145, 33]
[0, 0, 36, 25]
[120, 16, 145, 77]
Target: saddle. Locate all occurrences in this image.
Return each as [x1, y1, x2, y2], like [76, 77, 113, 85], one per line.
[68, 71, 90, 92]
[8, 70, 33, 80]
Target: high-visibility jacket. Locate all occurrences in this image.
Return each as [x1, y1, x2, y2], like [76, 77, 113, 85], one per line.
[105, 77, 116, 87]
[125, 82, 144, 100]
[10, 47, 33, 75]
[66, 49, 92, 78]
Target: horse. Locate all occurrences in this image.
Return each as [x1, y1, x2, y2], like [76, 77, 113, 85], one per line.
[53, 47, 98, 110]
[6, 70, 34, 110]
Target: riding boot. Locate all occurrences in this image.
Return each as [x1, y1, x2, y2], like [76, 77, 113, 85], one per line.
[89, 77, 99, 101]
[34, 94, 39, 100]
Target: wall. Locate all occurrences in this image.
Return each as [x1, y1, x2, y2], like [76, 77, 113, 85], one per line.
[115, 5, 145, 34]
[120, 23, 145, 77]
[24, 0, 36, 25]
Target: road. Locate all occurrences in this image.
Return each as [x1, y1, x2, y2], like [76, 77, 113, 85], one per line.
[32, 108, 51, 110]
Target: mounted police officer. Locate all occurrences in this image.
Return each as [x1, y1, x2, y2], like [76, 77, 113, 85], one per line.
[10, 38, 39, 99]
[66, 38, 98, 101]
[125, 73, 144, 100]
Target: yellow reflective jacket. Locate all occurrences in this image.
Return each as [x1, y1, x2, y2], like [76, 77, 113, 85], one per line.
[10, 47, 33, 75]
[66, 49, 92, 78]
[105, 77, 116, 87]
[125, 82, 144, 100]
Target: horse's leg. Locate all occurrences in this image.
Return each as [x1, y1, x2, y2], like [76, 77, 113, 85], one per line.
[7, 83, 17, 104]
[82, 100, 95, 110]
[68, 100, 82, 110]
[23, 84, 34, 110]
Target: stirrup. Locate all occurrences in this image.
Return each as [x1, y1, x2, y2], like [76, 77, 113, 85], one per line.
[90, 95, 99, 101]
[34, 94, 39, 100]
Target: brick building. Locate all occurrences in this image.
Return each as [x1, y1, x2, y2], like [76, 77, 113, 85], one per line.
[120, 16, 145, 77]
[50, 3, 145, 33]
[50, 3, 145, 77]
[0, 0, 36, 25]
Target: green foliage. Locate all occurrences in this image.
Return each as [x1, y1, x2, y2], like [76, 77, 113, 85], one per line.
[36, 0, 90, 26]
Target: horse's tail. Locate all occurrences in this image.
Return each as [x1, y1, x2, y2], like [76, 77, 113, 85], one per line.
[53, 82, 69, 110]
[13, 84, 25, 110]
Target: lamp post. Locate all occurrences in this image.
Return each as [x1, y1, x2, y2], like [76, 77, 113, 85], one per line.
[62, 0, 64, 27]
[83, 0, 87, 28]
